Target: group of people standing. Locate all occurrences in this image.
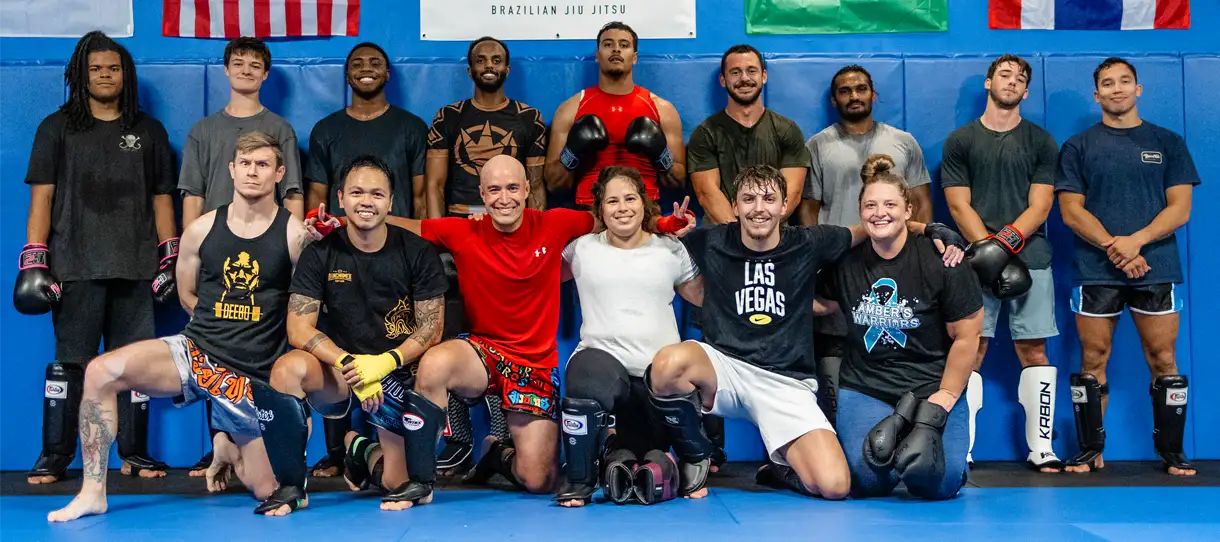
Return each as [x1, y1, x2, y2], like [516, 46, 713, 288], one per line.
[13, 19, 1198, 524]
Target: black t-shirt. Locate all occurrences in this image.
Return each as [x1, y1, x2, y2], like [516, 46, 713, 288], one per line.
[686, 109, 811, 201]
[25, 110, 176, 281]
[681, 223, 853, 379]
[427, 99, 547, 208]
[290, 226, 447, 355]
[940, 119, 1058, 269]
[825, 234, 983, 406]
[305, 107, 428, 218]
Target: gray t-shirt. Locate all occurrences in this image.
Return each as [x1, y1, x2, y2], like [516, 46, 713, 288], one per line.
[178, 108, 302, 212]
[803, 122, 931, 227]
[941, 119, 1058, 269]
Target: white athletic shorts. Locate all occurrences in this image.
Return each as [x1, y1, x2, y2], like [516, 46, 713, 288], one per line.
[693, 340, 834, 466]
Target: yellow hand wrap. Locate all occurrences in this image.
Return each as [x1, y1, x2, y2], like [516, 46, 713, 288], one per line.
[352, 379, 384, 402]
[351, 350, 403, 386]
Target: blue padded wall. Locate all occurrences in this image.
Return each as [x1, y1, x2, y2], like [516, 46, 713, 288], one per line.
[1183, 55, 1220, 460]
[0, 66, 65, 470]
[1042, 55, 1193, 462]
[1, 54, 1216, 469]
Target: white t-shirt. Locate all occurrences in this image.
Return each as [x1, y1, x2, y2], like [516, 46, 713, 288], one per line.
[563, 231, 700, 377]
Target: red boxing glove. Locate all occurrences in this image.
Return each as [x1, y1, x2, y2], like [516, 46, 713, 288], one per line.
[306, 208, 345, 237]
[655, 214, 689, 234]
[991, 224, 1025, 255]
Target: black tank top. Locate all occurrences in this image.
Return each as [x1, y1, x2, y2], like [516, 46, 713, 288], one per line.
[183, 205, 292, 381]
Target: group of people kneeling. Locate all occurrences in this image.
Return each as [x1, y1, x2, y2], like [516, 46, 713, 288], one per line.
[49, 127, 989, 522]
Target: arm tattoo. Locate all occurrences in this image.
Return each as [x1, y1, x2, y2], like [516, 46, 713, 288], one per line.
[413, 297, 443, 347]
[297, 231, 313, 253]
[289, 293, 321, 316]
[79, 398, 116, 483]
[303, 332, 330, 353]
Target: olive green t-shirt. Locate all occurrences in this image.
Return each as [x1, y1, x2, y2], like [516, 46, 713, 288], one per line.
[687, 109, 811, 200]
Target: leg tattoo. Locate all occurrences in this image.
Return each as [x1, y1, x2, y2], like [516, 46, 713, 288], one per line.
[79, 399, 116, 483]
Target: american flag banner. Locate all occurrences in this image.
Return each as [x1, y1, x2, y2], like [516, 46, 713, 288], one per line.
[162, 0, 360, 38]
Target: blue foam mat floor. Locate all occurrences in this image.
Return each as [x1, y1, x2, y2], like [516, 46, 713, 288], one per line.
[5, 486, 1220, 542]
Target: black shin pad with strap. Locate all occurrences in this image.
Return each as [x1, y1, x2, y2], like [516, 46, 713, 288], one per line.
[1152, 374, 1192, 470]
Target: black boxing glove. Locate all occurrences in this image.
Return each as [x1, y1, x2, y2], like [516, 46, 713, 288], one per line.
[923, 222, 966, 251]
[965, 238, 1011, 285]
[560, 114, 609, 171]
[13, 243, 61, 315]
[863, 392, 919, 471]
[152, 237, 180, 304]
[625, 116, 674, 172]
[893, 400, 950, 498]
[991, 258, 1032, 301]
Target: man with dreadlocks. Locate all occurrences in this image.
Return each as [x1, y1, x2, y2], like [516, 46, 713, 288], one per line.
[16, 31, 179, 485]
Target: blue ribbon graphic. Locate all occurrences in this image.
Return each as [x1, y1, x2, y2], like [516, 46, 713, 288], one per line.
[863, 277, 907, 352]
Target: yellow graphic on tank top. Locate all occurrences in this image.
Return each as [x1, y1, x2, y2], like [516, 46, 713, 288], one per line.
[215, 251, 262, 322]
[384, 298, 416, 340]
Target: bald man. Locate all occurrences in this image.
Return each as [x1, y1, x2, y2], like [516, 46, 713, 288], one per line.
[309, 155, 594, 508]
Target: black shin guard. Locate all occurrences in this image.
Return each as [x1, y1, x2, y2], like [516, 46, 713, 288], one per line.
[645, 369, 713, 496]
[249, 382, 310, 514]
[116, 390, 168, 474]
[555, 397, 612, 502]
[486, 395, 511, 442]
[385, 390, 445, 504]
[1151, 375, 1192, 470]
[1068, 373, 1106, 467]
[32, 363, 84, 477]
[402, 390, 445, 486]
[311, 416, 350, 475]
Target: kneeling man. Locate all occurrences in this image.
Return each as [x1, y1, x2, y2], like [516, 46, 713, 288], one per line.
[255, 155, 448, 514]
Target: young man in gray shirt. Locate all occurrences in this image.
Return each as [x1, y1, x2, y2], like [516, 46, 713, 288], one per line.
[941, 55, 1061, 472]
[798, 65, 932, 427]
[179, 37, 303, 227]
[177, 37, 303, 476]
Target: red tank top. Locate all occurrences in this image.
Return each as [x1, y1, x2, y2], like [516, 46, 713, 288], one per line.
[573, 85, 661, 205]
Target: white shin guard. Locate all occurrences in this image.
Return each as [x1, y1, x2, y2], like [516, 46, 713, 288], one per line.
[966, 371, 982, 463]
[1018, 365, 1061, 465]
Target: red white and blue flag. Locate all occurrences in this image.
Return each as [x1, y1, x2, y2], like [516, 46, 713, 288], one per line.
[990, 0, 1189, 30]
[162, 0, 360, 38]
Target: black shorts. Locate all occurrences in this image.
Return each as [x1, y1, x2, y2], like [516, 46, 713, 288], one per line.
[51, 279, 155, 364]
[1070, 284, 1184, 317]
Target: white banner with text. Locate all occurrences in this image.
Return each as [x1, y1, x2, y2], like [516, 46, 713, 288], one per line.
[420, 1, 696, 41]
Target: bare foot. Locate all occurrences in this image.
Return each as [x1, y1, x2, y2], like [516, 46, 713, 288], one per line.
[683, 487, 709, 499]
[120, 462, 168, 478]
[188, 467, 208, 477]
[206, 434, 240, 492]
[558, 499, 588, 508]
[1065, 454, 1103, 473]
[28, 474, 59, 485]
[710, 465, 720, 474]
[311, 465, 339, 477]
[261, 496, 309, 516]
[1039, 465, 1062, 474]
[381, 492, 433, 511]
[1168, 465, 1197, 476]
[47, 492, 108, 523]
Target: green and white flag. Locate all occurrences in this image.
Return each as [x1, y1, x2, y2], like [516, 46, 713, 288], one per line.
[745, 0, 949, 35]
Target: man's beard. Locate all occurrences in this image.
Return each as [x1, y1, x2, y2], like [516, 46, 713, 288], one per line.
[729, 84, 761, 106]
[838, 101, 872, 122]
[473, 71, 506, 93]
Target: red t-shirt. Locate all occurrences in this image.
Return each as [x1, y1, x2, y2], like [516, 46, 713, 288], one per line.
[574, 85, 662, 206]
[420, 209, 595, 368]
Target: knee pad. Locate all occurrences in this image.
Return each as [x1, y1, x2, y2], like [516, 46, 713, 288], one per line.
[1070, 373, 1105, 453]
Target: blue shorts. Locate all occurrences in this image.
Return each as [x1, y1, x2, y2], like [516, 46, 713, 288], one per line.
[165, 334, 262, 437]
[311, 365, 418, 437]
[982, 266, 1059, 340]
